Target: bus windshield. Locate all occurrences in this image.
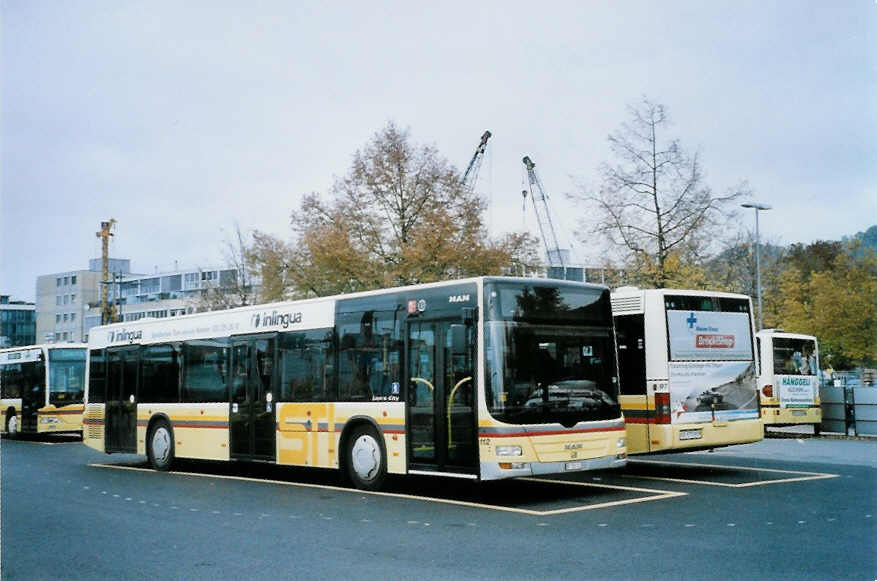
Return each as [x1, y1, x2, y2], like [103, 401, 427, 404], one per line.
[484, 283, 620, 426]
[773, 338, 818, 376]
[48, 348, 86, 405]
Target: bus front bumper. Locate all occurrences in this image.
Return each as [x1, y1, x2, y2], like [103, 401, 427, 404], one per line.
[480, 453, 627, 481]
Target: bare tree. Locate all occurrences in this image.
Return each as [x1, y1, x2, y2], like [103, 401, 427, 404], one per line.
[573, 97, 748, 288]
[192, 223, 257, 311]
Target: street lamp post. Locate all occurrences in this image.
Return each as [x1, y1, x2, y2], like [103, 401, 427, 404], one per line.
[741, 202, 772, 330]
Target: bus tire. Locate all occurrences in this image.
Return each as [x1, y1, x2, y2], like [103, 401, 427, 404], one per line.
[5, 411, 19, 439]
[345, 424, 386, 491]
[146, 418, 175, 471]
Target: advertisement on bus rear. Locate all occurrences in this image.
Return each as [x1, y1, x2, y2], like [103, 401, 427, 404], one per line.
[668, 361, 759, 423]
[777, 375, 816, 408]
[667, 310, 753, 361]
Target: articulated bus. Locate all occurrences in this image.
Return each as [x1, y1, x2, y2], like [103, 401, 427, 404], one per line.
[756, 330, 822, 428]
[0, 344, 87, 437]
[610, 288, 763, 454]
[83, 277, 627, 490]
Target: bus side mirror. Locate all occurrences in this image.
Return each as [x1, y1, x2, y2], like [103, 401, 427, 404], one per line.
[450, 324, 466, 355]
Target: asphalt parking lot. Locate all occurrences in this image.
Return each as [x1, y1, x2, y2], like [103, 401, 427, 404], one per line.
[2, 434, 875, 580]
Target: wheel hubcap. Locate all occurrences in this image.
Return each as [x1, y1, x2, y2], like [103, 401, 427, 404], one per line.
[152, 427, 170, 464]
[351, 435, 380, 481]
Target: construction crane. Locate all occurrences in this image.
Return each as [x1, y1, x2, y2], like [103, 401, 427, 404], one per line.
[461, 130, 491, 193]
[96, 219, 117, 324]
[522, 156, 566, 268]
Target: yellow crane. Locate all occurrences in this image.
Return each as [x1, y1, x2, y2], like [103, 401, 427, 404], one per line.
[96, 219, 117, 324]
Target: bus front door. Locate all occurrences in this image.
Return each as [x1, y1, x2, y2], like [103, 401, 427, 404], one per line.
[406, 319, 477, 475]
[230, 336, 277, 461]
[105, 347, 138, 453]
[20, 359, 46, 433]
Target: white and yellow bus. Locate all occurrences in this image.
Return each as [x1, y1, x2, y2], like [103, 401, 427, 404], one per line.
[611, 288, 763, 454]
[1, 344, 87, 437]
[83, 277, 627, 489]
[756, 330, 822, 428]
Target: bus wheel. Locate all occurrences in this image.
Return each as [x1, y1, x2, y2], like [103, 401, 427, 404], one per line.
[345, 424, 386, 491]
[5, 413, 19, 438]
[147, 419, 175, 471]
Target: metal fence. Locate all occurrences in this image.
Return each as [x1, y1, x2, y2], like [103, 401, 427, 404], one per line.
[820, 384, 877, 437]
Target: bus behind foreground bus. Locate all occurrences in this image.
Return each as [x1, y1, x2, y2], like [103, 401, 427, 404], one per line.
[1, 344, 87, 437]
[83, 277, 627, 490]
[611, 288, 763, 454]
[756, 330, 822, 429]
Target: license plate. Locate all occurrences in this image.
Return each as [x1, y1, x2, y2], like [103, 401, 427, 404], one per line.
[565, 461, 584, 471]
[792, 410, 807, 417]
[679, 429, 703, 441]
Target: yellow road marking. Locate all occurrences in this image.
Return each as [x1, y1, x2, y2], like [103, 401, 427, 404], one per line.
[624, 459, 839, 488]
[88, 463, 685, 516]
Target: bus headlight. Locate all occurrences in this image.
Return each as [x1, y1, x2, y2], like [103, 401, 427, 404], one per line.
[496, 445, 523, 457]
[617, 438, 626, 448]
[40, 417, 60, 425]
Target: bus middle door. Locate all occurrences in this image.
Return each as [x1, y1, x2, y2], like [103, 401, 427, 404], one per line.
[105, 346, 138, 453]
[230, 335, 277, 461]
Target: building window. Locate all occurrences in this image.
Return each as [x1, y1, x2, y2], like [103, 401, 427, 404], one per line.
[57, 278, 62, 287]
[71, 313, 76, 322]
[56, 296, 62, 305]
[64, 277, 69, 285]
[63, 295, 69, 305]
[71, 294, 76, 303]
[56, 314, 61, 323]
[63, 314, 69, 322]
[71, 275, 77, 285]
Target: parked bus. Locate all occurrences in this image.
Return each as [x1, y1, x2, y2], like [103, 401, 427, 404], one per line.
[1, 344, 87, 437]
[83, 277, 627, 489]
[756, 330, 821, 429]
[611, 288, 763, 454]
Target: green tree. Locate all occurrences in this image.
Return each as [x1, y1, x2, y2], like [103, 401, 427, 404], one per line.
[777, 242, 877, 368]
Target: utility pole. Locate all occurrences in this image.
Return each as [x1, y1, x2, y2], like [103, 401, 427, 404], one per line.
[96, 219, 117, 325]
[741, 203, 771, 330]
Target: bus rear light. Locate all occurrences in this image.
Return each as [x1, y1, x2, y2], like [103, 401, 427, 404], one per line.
[499, 462, 526, 470]
[654, 392, 671, 424]
[762, 385, 774, 398]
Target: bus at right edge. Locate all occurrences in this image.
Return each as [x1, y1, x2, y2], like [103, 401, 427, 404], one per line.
[756, 329, 822, 431]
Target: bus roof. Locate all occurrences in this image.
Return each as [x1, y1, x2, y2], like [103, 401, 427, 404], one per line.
[87, 276, 610, 349]
[610, 287, 751, 300]
[756, 329, 817, 341]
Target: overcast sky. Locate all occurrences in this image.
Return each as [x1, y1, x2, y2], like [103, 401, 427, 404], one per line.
[2, 1, 875, 301]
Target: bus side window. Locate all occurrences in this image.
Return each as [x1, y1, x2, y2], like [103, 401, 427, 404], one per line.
[278, 329, 332, 402]
[88, 350, 106, 403]
[756, 337, 761, 370]
[337, 310, 401, 402]
[182, 339, 229, 403]
[140, 344, 181, 403]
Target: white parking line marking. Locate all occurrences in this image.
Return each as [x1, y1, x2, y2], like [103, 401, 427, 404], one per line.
[624, 460, 839, 487]
[88, 463, 687, 516]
